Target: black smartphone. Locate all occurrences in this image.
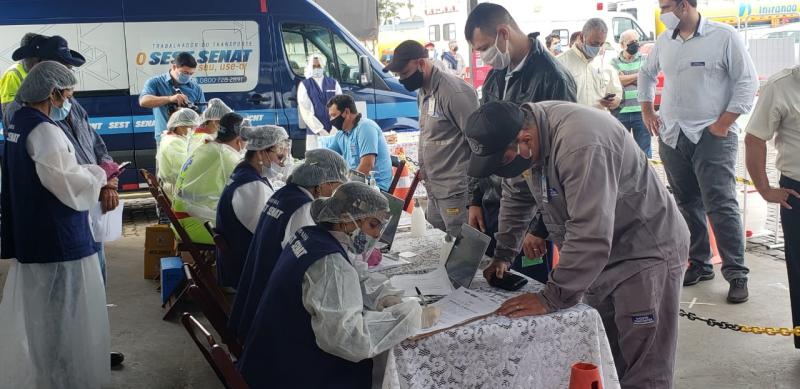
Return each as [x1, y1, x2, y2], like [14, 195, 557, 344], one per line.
[603, 93, 616, 100]
[488, 272, 528, 291]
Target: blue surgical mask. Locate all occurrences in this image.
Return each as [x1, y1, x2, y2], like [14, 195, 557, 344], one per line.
[582, 43, 602, 59]
[177, 72, 192, 84]
[49, 97, 72, 121]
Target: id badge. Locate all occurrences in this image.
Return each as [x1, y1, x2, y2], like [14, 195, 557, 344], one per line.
[427, 97, 437, 117]
[540, 174, 549, 203]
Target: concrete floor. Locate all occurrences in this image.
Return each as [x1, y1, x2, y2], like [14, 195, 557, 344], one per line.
[1, 233, 799, 388]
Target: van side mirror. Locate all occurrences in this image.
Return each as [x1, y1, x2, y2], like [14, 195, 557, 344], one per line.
[359, 55, 373, 86]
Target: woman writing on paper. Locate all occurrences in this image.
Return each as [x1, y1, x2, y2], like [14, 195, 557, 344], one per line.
[237, 182, 440, 389]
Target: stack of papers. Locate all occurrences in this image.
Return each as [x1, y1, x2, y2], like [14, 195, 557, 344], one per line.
[414, 287, 505, 337]
[88, 201, 124, 242]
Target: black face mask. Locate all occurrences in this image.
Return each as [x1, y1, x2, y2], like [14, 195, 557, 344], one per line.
[400, 69, 424, 92]
[626, 42, 640, 55]
[453, 46, 458, 52]
[330, 114, 345, 130]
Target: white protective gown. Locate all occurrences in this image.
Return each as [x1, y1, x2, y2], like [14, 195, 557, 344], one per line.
[297, 56, 342, 151]
[280, 186, 316, 248]
[300, 231, 422, 367]
[0, 121, 110, 389]
[231, 178, 274, 233]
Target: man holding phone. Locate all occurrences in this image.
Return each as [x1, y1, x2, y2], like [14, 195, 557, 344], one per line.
[557, 18, 622, 111]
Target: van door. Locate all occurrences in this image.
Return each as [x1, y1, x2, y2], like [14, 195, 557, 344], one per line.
[611, 16, 649, 44]
[276, 22, 377, 155]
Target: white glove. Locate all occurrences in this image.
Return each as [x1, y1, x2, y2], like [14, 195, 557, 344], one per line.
[377, 295, 403, 311]
[421, 306, 441, 329]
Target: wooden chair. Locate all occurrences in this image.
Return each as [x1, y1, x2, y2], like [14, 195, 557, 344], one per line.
[388, 156, 406, 194]
[184, 264, 243, 358]
[139, 169, 161, 201]
[204, 221, 234, 267]
[402, 169, 423, 211]
[156, 193, 232, 318]
[181, 313, 249, 389]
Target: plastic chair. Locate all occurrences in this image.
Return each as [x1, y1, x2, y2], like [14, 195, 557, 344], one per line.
[388, 156, 406, 194]
[184, 264, 243, 358]
[181, 313, 249, 389]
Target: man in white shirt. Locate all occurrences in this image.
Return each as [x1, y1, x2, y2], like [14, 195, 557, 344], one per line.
[557, 18, 622, 111]
[297, 54, 342, 151]
[639, 0, 758, 302]
[745, 66, 800, 347]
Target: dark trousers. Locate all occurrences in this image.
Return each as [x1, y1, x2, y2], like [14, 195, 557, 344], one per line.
[616, 111, 652, 158]
[779, 175, 800, 348]
[658, 130, 748, 281]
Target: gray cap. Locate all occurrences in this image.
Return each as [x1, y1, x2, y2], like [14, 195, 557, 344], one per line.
[202, 98, 233, 122]
[16, 60, 77, 103]
[310, 182, 390, 224]
[167, 108, 201, 130]
[240, 125, 289, 151]
[287, 148, 349, 187]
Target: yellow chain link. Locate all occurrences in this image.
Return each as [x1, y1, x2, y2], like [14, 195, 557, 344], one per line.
[738, 325, 800, 336]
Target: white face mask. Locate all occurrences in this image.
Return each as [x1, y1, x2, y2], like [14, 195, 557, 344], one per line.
[660, 3, 683, 30]
[481, 32, 511, 70]
[312, 67, 324, 78]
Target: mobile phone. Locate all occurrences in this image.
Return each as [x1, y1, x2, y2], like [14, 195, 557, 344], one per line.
[488, 272, 528, 291]
[108, 161, 131, 180]
[603, 93, 616, 100]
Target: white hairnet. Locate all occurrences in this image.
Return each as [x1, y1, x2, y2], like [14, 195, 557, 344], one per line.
[202, 98, 233, 122]
[310, 182, 390, 224]
[167, 108, 201, 130]
[287, 149, 349, 187]
[240, 125, 289, 151]
[304, 53, 327, 78]
[16, 61, 77, 103]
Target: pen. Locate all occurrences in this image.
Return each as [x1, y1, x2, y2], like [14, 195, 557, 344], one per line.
[415, 286, 428, 307]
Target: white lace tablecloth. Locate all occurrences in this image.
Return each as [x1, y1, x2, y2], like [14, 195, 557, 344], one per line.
[380, 230, 621, 389]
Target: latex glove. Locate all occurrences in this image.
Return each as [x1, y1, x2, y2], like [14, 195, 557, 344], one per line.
[421, 306, 441, 329]
[377, 295, 403, 311]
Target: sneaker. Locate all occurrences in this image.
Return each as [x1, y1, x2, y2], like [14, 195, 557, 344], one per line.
[683, 265, 714, 286]
[111, 352, 125, 368]
[727, 278, 749, 304]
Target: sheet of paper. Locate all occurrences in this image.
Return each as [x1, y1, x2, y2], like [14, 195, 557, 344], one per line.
[389, 266, 453, 297]
[416, 287, 505, 336]
[368, 254, 410, 273]
[88, 201, 124, 242]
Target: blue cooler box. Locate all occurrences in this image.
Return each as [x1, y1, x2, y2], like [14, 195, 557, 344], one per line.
[160, 257, 185, 304]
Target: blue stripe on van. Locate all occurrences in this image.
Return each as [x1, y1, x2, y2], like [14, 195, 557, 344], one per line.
[0, 102, 421, 139]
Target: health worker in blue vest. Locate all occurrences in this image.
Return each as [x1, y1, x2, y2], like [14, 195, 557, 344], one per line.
[238, 182, 441, 389]
[324, 94, 393, 191]
[298, 54, 342, 150]
[215, 124, 289, 288]
[229, 148, 349, 340]
[0, 61, 111, 388]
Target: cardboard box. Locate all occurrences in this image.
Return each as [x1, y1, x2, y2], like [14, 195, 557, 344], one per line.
[144, 225, 177, 279]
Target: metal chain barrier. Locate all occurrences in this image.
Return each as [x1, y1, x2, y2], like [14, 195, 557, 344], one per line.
[680, 309, 800, 336]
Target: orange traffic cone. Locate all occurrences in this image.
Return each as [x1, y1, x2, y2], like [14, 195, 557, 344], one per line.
[392, 164, 413, 213]
[568, 362, 603, 389]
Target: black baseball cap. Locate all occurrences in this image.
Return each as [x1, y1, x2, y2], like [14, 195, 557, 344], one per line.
[464, 101, 530, 178]
[382, 40, 427, 73]
[14, 36, 86, 67]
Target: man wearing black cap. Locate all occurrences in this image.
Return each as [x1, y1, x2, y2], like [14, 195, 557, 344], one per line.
[1, 35, 125, 367]
[383, 40, 478, 238]
[464, 3, 578, 282]
[467, 100, 688, 388]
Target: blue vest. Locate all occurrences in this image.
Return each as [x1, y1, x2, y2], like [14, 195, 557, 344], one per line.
[238, 226, 372, 389]
[1, 107, 96, 263]
[302, 77, 337, 134]
[215, 162, 270, 288]
[228, 184, 312, 339]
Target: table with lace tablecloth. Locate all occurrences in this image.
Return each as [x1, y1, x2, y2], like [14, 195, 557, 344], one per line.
[380, 229, 621, 389]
